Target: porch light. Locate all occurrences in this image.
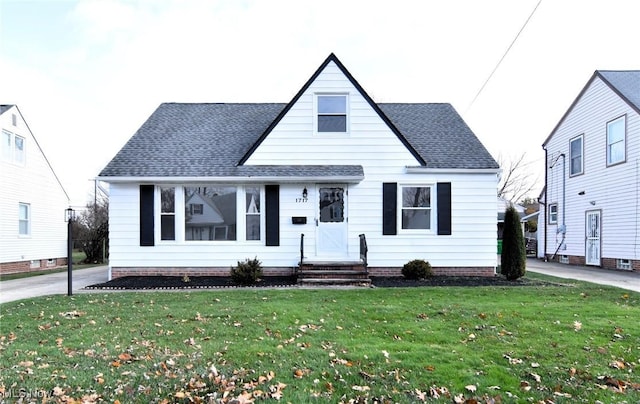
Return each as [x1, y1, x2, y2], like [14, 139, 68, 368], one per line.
[302, 187, 308, 199]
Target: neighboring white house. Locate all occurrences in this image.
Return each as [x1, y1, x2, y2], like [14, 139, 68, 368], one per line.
[541, 70, 640, 272]
[0, 105, 70, 274]
[98, 54, 500, 279]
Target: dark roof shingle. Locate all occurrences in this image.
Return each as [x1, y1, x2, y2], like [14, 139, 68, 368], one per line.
[99, 102, 498, 178]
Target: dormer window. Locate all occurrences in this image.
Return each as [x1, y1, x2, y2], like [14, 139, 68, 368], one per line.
[317, 94, 347, 133]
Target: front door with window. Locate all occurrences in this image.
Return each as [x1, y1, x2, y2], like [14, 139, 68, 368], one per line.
[316, 186, 348, 257]
[585, 210, 601, 266]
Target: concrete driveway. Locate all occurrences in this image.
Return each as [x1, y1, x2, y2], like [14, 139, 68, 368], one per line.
[526, 258, 640, 293]
[0, 265, 109, 304]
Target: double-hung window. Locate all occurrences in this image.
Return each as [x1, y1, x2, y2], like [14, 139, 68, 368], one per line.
[401, 186, 432, 230]
[607, 116, 625, 166]
[19, 203, 30, 236]
[548, 203, 558, 224]
[317, 94, 347, 133]
[160, 187, 176, 240]
[2, 130, 25, 164]
[569, 135, 583, 176]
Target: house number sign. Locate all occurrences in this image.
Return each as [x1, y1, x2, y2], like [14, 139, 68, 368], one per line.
[295, 197, 308, 203]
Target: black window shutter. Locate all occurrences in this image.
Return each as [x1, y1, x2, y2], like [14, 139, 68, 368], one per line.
[382, 182, 397, 235]
[265, 185, 280, 246]
[140, 185, 155, 246]
[437, 182, 452, 235]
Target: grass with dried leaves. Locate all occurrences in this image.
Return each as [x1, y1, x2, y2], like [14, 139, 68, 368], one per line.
[1, 273, 639, 403]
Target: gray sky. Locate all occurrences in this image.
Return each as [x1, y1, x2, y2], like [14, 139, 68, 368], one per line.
[2, 0, 639, 206]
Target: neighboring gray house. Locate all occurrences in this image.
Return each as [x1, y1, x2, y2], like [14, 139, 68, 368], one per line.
[98, 54, 500, 279]
[541, 70, 639, 272]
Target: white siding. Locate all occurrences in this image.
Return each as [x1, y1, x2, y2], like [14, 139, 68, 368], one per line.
[543, 77, 640, 261]
[107, 61, 499, 271]
[0, 106, 69, 264]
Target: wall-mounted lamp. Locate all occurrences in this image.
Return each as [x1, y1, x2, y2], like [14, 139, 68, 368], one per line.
[578, 191, 585, 195]
[589, 200, 596, 206]
[302, 187, 308, 199]
[65, 207, 76, 222]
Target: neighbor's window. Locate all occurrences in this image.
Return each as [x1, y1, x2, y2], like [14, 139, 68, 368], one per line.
[607, 116, 625, 165]
[2, 130, 25, 164]
[548, 203, 558, 224]
[317, 94, 347, 132]
[401, 186, 432, 230]
[160, 187, 176, 240]
[245, 187, 261, 241]
[569, 135, 583, 176]
[18, 202, 30, 236]
[184, 186, 237, 241]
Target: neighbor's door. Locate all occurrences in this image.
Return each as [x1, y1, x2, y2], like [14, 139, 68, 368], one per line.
[316, 185, 348, 257]
[585, 210, 601, 266]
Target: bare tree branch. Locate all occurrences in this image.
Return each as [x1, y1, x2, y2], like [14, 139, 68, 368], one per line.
[497, 152, 540, 203]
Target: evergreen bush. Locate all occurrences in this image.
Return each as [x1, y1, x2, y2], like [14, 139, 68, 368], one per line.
[401, 259, 433, 280]
[501, 205, 527, 280]
[230, 257, 263, 285]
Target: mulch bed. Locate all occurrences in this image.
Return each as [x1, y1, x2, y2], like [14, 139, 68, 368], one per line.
[85, 275, 553, 290]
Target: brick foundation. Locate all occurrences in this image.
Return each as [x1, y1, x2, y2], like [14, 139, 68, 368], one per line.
[545, 254, 639, 272]
[0, 257, 68, 276]
[110, 266, 497, 278]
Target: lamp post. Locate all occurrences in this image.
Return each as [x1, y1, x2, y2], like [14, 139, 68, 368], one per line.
[65, 208, 75, 296]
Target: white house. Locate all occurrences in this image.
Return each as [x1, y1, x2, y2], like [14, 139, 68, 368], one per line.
[0, 105, 70, 274]
[98, 54, 500, 279]
[541, 70, 640, 272]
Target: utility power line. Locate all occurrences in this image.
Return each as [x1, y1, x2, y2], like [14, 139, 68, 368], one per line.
[465, 0, 542, 115]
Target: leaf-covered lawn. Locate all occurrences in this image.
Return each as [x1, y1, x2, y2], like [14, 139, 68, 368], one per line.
[1, 277, 639, 403]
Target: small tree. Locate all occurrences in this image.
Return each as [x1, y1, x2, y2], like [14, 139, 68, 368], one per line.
[230, 257, 263, 285]
[72, 197, 109, 264]
[500, 205, 526, 280]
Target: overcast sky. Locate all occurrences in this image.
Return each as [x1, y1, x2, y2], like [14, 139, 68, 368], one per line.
[2, 0, 639, 206]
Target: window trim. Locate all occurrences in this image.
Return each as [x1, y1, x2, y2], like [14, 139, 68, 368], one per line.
[606, 115, 626, 167]
[315, 93, 349, 134]
[569, 134, 584, 176]
[548, 203, 558, 225]
[18, 202, 30, 236]
[155, 185, 264, 243]
[2, 130, 26, 165]
[398, 184, 434, 233]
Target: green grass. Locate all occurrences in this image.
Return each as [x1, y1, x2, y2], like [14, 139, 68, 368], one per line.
[1, 275, 638, 403]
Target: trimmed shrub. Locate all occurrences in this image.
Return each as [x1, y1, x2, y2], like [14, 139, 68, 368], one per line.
[501, 205, 527, 280]
[402, 259, 433, 280]
[230, 257, 263, 285]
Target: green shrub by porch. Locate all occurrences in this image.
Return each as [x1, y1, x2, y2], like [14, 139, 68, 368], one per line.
[402, 259, 433, 279]
[231, 257, 263, 285]
[501, 205, 526, 280]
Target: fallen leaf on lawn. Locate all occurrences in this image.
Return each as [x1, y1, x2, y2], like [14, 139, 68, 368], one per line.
[573, 321, 582, 331]
[520, 381, 531, 391]
[352, 385, 370, 392]
[465, 384, 477, 392]
[610, 360, 625, 369]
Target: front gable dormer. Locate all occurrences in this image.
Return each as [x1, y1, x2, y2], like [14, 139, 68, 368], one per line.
[239, 53, 425, 166]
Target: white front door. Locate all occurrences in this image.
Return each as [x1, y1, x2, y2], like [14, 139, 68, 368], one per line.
[316, 185, 348, 257]
[585, 210, 601, 266]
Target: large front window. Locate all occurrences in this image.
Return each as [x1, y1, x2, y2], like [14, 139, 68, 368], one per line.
[184, 186, 237, 241]
[607, 116, 625, 166]
[317, 94, 347, 132]
[401, 186, 432, 230]
[156, 185, 261, 242]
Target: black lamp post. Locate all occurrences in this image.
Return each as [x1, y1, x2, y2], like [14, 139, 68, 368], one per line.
[65, 208, 75, 296]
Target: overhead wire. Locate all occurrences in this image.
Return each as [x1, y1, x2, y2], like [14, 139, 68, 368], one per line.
[464, 0, 543, 115]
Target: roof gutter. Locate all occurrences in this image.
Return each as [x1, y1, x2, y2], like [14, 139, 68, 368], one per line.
[405, 167, 500, 174]
[97, 175, 365, 184]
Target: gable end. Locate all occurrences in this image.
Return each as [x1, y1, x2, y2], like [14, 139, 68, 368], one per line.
[238, 54, 426, 166]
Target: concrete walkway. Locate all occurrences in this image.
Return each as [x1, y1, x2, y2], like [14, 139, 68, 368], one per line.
[526, 258, 640, 293]
[0, 265, 109, 304]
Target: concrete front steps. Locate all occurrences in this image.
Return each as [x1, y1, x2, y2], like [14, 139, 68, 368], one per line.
[297, 261, 370, 286]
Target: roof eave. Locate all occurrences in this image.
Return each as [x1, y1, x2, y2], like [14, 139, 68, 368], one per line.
[97, 175, 365, 184]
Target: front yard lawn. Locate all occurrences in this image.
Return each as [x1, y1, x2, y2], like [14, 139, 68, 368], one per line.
[1, 276, 638, 403]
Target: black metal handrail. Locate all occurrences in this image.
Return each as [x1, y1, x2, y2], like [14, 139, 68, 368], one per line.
[359, 233, 368, 271]
[299, 233, 305, 268]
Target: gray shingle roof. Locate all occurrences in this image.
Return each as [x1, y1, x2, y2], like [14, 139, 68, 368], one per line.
[598, 70, 640, 111]
[0, 105, 15, 115]
[98, 101, 498, 178]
